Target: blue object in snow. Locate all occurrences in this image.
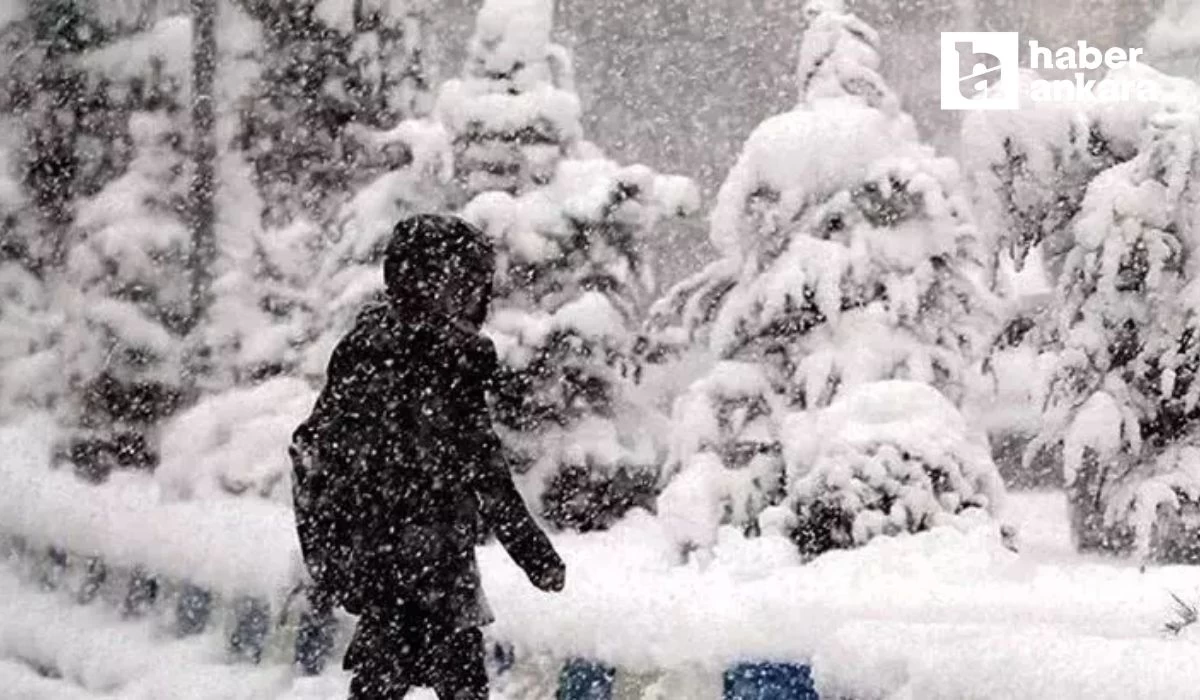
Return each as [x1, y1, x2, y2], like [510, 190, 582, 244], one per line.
[724, 662, 819, 700]
[122, 567, 158, 618]
[558, 658, 615, 700]
[293, 605, 336, 675]
[229, 596, 270, 664]
[176, 583, 212, 636]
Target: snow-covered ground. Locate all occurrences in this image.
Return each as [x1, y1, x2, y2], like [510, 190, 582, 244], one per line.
[2, 415, 1200, 699]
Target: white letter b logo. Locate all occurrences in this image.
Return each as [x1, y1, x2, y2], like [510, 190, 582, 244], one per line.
[940, 32, 1019, 110]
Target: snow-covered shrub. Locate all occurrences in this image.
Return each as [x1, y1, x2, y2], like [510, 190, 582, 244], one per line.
[468, 160, 697, 530]
[58, 110, 191, 481]
[200, 2, 444, 387]
[656, 2, 995, 550]
[157, 377, 316, 503]
[658, 362, 785, 546]
[1028, 107, 1200, 562]
[485, 292, 665, 531]
[0, 137, 59, 419]
[782, 381, 1005, 558]
[205, 217, 326, 385]
[961, 70, 1117, 286]
[0, 263, 62, 419]
[296, 119, 458, 374]
[1, 7, 191, 269]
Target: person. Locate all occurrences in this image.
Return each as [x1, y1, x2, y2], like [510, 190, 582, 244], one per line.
[290, 214, 566, 699]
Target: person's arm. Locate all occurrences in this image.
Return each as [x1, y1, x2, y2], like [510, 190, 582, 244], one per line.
[474, 439, 565, 592]
[462, 338, 566, 592]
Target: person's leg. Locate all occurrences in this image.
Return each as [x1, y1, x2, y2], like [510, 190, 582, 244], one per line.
[429, 627, 489, 700]
[348, 662, 412, 700]
[345, 606, 421, 700]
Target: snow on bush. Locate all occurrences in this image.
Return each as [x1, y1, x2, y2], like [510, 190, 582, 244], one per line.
[0, 263, 62, 419]
[238, 0, 431, 228]
[0, 417, 298, 598]
[487, 292, 664, 531]
[1028, 106, 1200, 561]
[658, 362, 785, 549]
[157, 377, 316, 503]
[963, 62, 1200, 489]
[470, 155, 697, 530]
[782, 381, 1006, 557]
[960, 69, 1105, 283]
[439, 0, 699, 532]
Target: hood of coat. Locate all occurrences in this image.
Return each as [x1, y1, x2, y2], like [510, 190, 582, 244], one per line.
[383, 215, 496, 329]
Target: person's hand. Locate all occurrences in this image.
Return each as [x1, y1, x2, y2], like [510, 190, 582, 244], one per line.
[531, 559, 566, 593]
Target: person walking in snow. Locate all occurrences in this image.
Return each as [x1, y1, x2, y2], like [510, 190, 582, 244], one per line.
[290, 214, 566, 699]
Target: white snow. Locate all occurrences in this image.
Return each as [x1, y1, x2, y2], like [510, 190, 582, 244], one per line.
[708, 102, 917, 258]
[157, 378, 316, 503]
[0, 417, 300, 600]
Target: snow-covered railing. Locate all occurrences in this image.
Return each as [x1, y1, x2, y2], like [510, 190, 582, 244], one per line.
[0, 459, 298, 601]
[0, 418, 336, 673]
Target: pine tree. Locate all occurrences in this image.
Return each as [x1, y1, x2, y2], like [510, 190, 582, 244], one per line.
[0, 135, 61, 419]
[450, 0, 700, 531]
[657, 1, 1000, 553]
[200, 0, 435, 386]
[1028, 107, 1200, 563]
[0, 5, 210, 478]
[58, 109, 191, 482]
[236, 0, 431, 229]
[0, 0, 113, 268]
[466, 140, 699, 535]
[965, 64, 1200, 488]
[433, 0, 584, 202]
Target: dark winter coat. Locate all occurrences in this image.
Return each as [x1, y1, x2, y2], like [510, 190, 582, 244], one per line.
[290, 298, 563, 627]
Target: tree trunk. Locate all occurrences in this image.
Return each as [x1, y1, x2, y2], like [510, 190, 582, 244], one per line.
[188, 0, 217, 330]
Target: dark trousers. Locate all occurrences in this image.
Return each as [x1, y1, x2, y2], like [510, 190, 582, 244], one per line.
[346, 604, 488, 700]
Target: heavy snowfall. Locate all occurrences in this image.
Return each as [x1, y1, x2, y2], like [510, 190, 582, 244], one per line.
[2, 0, 1200, 698]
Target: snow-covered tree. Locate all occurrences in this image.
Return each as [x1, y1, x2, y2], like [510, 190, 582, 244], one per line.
[657, 1, 998, 551]
[237, 0, 431, 229]
[442, 0, 699, 531]
[1027, 107, 1200, 563]
[0, 134, 60, 417]
[657, 361, 784, 548]
[200, 1, 441, 388]
[58, 110, 191, 481]
[464, 156, 698, 531]
[961, 72, 1117, 289]
[966, 64, 1200, 487]
[433, 0, 585, 202]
